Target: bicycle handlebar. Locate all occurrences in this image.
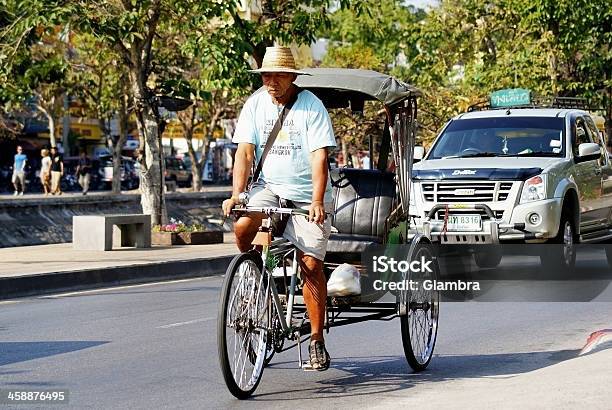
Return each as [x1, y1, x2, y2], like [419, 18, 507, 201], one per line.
[231, 206, 331, 217]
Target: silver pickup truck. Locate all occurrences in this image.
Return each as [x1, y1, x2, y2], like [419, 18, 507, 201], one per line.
[409, 107, 612, 269]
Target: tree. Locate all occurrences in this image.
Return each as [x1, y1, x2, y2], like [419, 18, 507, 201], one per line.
[70, 33, 131, 194]
[176, 0, 363, 187]
[229, 1, 371, 67]
[155, 18, 254, 192]
[1, 1, 71, 147]
[177, 92, 243, 192]
[65, 0, 235, 225]
[522, 0, 612, 136]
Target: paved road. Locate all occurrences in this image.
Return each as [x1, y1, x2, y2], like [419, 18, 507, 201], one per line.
[1, 259, 612, 409]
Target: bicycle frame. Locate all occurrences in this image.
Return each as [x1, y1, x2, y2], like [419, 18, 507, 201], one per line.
[261, 243, 296, 336]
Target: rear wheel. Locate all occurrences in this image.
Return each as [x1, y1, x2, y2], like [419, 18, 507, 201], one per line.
[540, 210, 576, 273]
[399, 236, 440, 371]
[217, 252, 271, 399]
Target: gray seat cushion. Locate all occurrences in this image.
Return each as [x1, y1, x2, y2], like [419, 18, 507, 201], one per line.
[326, 233, 382, 254]
[327, 168, 395, 255]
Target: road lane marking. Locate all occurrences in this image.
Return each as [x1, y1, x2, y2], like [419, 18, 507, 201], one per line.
[156, 317, 215, 329]
[0, 300, 22, 305]
[38, 277, 220, 299]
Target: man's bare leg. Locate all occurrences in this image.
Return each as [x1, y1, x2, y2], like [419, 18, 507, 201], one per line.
[298, 251, 327, 342]
[233, 214, 265, 252]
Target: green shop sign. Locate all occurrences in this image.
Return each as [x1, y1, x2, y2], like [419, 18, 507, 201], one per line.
[490, 88, 531, 108]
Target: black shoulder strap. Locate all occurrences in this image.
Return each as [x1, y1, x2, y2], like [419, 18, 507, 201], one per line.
[250, 88, 301, 189]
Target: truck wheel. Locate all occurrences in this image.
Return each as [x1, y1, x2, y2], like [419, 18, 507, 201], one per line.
[474, 250, 502, 269]
[540, 210, 576, 273]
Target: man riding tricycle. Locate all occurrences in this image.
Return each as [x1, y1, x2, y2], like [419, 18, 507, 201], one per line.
[219, 46, 440, 399]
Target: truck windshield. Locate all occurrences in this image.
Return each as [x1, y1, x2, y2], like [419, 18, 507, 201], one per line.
[428, 117, 565, 159]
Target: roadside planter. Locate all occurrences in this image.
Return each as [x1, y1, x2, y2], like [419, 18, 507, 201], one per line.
[152, 219, 223, 245]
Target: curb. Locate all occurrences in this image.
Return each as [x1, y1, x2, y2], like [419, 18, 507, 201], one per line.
[0, 254, 236, 300]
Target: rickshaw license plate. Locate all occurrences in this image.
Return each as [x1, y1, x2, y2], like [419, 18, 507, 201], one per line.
[447, 215, 482, 231]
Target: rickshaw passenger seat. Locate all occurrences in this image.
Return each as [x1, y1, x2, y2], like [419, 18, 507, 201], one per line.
[326, 168, 395, 256]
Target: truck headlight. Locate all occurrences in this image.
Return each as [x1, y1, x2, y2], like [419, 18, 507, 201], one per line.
[520, 175, 547, 203]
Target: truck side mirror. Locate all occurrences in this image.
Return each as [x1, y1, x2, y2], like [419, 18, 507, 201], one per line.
[576, 142, 601, 163]
[414, 146, 425, 162]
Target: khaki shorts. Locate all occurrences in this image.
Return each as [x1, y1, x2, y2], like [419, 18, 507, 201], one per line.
[11, 171, 25, 187]
[248, 183, 332, 262]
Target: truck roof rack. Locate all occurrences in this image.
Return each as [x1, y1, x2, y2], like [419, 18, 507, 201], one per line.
[467, 96, 602, 112]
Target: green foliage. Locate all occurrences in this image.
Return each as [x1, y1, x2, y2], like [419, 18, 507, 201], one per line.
[322, 43, 383, 70]
[2, 0, 610, 147]
[322, 0, 424, 71]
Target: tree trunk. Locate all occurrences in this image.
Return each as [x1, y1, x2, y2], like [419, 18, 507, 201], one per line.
[48, 115, 57, 149]
[110, 95, 130, 194]
[606, 86, 612, 150]
[187, 137, 202, 192]
[130, 70, 166, 226]
[37, 104, 56, 148]
[111, 143, 122, 193]
[178, 105, 201, 192]
[341, 137, 349, 167]
[196, 105, 222, 186]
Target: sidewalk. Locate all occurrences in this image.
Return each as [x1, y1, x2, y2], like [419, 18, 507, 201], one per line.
[0, 233, 238, 300]
[375, 348, 612, 409]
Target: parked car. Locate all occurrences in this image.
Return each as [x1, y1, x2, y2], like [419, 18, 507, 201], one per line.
[164, 157, 191, 187]
[98, 155, 139, 190]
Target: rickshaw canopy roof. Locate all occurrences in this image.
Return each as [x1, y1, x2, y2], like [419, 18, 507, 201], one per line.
[294, 68, 421, 109]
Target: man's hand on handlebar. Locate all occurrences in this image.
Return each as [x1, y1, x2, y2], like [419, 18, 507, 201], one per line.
[222, 196, 240, 217]
[309, 201, 325, 224]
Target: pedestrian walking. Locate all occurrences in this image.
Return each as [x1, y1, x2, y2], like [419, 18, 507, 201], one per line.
[76, 151, 91, 195]
[359, 151, 371, 169]
[12, 145, 27, 195]
[40, 148, 52, 196]
[49, 146, 64, 195]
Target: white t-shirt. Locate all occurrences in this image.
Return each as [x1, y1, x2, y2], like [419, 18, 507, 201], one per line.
[41, 156, 52, 173]
[361, 155, 370, 169]
[233, 88, 336, 203]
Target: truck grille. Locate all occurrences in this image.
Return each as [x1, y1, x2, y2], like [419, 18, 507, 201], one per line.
[421, 181, 514, 202]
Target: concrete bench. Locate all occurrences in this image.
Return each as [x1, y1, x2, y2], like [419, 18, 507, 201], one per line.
[73, 214, 151, 251]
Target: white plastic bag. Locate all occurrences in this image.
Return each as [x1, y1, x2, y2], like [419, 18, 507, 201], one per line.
[327, 263, 361, 296]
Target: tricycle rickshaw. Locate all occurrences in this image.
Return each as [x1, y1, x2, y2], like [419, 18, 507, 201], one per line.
[217, 68, 440, 399]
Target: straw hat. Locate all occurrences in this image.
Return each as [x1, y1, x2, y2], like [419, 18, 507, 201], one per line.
[249, 46, 310, 75]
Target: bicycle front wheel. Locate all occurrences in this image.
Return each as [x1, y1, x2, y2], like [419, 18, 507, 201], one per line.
[217, 251, 271, 399]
